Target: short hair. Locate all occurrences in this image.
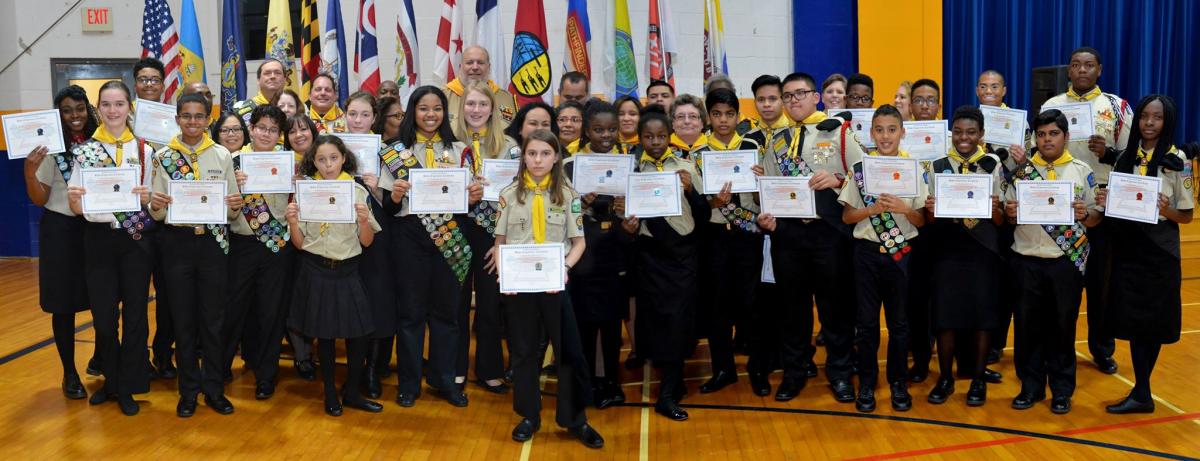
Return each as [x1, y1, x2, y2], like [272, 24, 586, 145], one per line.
[911, 78, 941, 97]
[249, 103, 287, 129]
[1070, 47, 1102, 65]
[133, 57, 165, 79]
[1033, 109, 1069, 134]
[211, 111, 249, 146]
[579, 99, 618, 147]
[638, 104, 671, 135]
[751, 74, 783, 95]
[176, 92, 211, 115]
[646, 79, 675, 95]
[560, 71, 589, 88]
[978, 69, 1006, 85]
[670, 94, 706, 126]
[704, 88, 739, 113]
[872, 104, 904, 123]
[782, 72, 817, 90]
[847, 73, 874, 91]
[704, 73, 736, 95]
[256, 58, 285, 79]
[950, 105, 984, 129]
[822, 73, 847, 91]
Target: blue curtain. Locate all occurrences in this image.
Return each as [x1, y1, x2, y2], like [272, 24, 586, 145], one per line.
[943, 0, 1200, 142]
[793, 0, 858, 85]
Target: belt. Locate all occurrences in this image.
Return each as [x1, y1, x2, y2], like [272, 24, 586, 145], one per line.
[169, 225, 209, 236]
[304, 250, 357, 269]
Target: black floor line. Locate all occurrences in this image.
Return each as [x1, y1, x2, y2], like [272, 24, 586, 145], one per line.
[0, 321, 93, 366]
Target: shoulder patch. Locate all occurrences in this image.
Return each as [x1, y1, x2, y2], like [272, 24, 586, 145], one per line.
[571, 196, 582, 213]
[1086, 172, 1096, 188]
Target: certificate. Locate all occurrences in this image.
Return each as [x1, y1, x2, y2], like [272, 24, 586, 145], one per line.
[1041, 102, 1094, 141]
[79, 167, 140, 213]
[132, 99, 180, 145]
[700, 150, 757, 194]
[1016, 180, 1074, 226]
[3, 109, 65, 158]
[167, 180, 228, 224]
[481, 159, 520, 202]
[1105, 172, 1162, 224]
[296, 180, 355, 223]
[980, 105, 1027, 147]
[409, 168, 470, 214]
[900, 120, 948, 161]
[625, 172, 682, 218]
[239, 151, 295, 193]
[862, 156, 921, 197]
[571, 154, 635, 195]
[846, 109, 876, 148]
[498, 244, 566, 293]
[757, 176, 817, 218]
[933, 173, 993, 219]
[332, 133, 382, 176]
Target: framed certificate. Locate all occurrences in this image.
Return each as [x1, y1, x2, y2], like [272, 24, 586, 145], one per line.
[79, 167, 140, 213]
[296, 180, 356, 223]
[625, 172, 682, 218]
[757, 176, 817, 218]
[933, 173, 993, 219]
[3, 109, 65, 158]
[900, 120, 948, 161]
[498, 243, 566, 293]
[481, 159, 520, 202]
[409, 168, 470, 214]
[1040, 102, 1094, 141]
[699, 150, 757, 193]
[571, 154, 635, 195]
[239, 151, 295, 193]
[980, 105, 1027, 147]
[846, 109, 876, 148]
[1104, 172, 1162, 224]
[332, 133, 382, 177]
[1016, 180, 1075, 226]
[862, 156, 921, 197]
[132, 99, 181, 145]
[167, 180, 228, 224]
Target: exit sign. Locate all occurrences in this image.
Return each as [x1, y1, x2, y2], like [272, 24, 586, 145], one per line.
[82, 7, 112, 33]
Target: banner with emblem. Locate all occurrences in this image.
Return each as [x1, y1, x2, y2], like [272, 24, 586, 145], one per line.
[510, 0, 552, 105]
[219, 0, 246, 111]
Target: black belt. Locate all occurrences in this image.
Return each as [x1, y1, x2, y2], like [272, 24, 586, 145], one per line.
[303, 250, 357, 269]
[167, 225, 209, 236]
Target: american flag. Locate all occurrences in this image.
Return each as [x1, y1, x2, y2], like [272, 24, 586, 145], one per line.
[140, 0, 182, 102]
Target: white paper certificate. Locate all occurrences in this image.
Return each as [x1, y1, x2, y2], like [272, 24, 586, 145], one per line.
[333, 133, 382, 176]
[572, 154, 635, 195]
[900, 120, 949, 161]
[296, 180, 355, 223]
[239, 151, 295, 193]
[933, 173, 993, 219]
[79, 167, 140, 213]
[1016, 180, 1075, 226]
[167, 180, 228, 224]
[980, 105, 1027, 147]
[481, 159, 520, 202]
[863, 156, 921, 197]
[758, 176, 817, 218]
[3, 109, 65, 158]
[846, 109, 876, 148]
[625, 172, 682, 218]
[700, 150, 758, 194]
[1041, 102, 1094, 141]
[133, 99, 181, 145]
[1105, 172, 1162, 224]
[409, 168, 470, 214]
[498, 244, 566, 293]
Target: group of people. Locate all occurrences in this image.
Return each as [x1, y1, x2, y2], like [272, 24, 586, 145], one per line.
[20, 44, 1193, 448]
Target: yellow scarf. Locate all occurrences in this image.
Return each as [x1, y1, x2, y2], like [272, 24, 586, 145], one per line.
[470, 130, 485, 174]
[671, 133, 707, 152]
[947, 145, 986, 174]
[1137, 147, 1154, 176]
[707, 131, 743, 151]
[565, 138, 581, 155]
[417, 133, 442, 168]
[93, 126, 134, 166]
[758, 115, 791, 148]
[1031, 149, 1075, 180]
[799, 111, 828, 125]
[784, 112, 830, 160]
[640, 149, 677, 172]
[1067, 85, 1102, 102]
[619, 134, 639, 154]
[317, 171, 355, 235]
[309, 105, 344, 123]
[523, 172, 550, 243]
[252, 92, 271, 106]
[167, 134, 217, 166]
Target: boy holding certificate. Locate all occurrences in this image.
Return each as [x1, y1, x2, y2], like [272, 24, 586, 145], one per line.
[147, 93, 243, 417]
[493, 129, 604, 448]
[1003, 109, 1102, 414]
[836, 105, 927, 412]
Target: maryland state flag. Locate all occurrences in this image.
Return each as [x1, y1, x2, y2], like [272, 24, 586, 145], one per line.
[509, 0, 552, 105]
[265, 0, 298, 94]
[178, 0, 205, 85]
[300, 0, 321, 101]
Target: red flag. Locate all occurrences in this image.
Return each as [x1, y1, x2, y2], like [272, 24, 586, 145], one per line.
[434, 0, 463, 82]
[509, 0, 552, 105]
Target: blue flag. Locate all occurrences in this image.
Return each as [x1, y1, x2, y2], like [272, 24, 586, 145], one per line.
[220, 0, 246, 109]
[323, 0, 350, 104]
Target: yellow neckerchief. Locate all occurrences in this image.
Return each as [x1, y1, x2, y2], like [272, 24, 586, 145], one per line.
[93, 126, 134, 166]
[565, 138, 581, 155]
[446, 78, 501, 97]
[167, 133, 216, 166]
[252, 91, 271, 106]
[868, 149, 910, 158]
[757, 115, 791, 147]
[469, 128, 487, 174]
[1032, 149, 1075, 180]
[785, 111, 830, 160]
[309, 104, 344, 123]
[947, 145, 986, 174]
[417, 132, 442, 168]
[619, 133, 639, 154]
[523, 172, 551, 243]
[1137, 146, 1154, 176]
[317, 170, 355, 235]
[707, 131, 743, 151]
[640, 149, 677, 172]
[671, 133, 707, 152]
[1066, 85, 1102, 102]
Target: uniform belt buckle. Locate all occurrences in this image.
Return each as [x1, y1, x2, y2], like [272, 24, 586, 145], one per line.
[324, 257, 341, 269]
[193, 226, 205, 235]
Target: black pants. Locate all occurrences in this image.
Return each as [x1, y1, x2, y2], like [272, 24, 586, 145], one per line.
[223, 234, 293, 385]
[699, 224, 762, 375]
[394, 222, 460, 394]
[853, 242, 910, 388]
[163, 227, 228, 397]
[577, 316, 622, 382]
[507, 292, 586, 428]
[455, 221, 506, 381]
[1013, 255, 1082, 398]
[151, 230, 174, 360]
[905, 239, 933, 371]
[1084, 221, 1116, 361]
[770, 220, 855, 382]
[85, 224, 151, 395]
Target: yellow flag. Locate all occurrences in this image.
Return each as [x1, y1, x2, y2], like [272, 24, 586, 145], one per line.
[265, 0, 299, 94]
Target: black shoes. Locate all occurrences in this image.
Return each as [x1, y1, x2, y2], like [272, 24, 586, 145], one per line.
[177, 395, 198, 417]
[981, 368, 1003, 384]
[512, 418, 540, 442]
[986, 348, 1002, 365]
[655, 401, 689, 421]
[396, 393, 417, 407]
[325, 398, 344, 417]
[966, 379, 987, 407]
[699, 371, 738, 394]
[89, 388, 115, 405]
[62, 373, 86, 400]
[1051, 396, 1072, 414]
[568, 423, 605, 449]
[1095, 357, 1119, 374]
[205, 394, 235, 415]
[830, 379, 856, 403]
[344, 397, 384, 413]
[255, 381, 275, 400]
[623, 352, 645, 370]
[364, 369, 383, 399]
[85, 357, 101, 376]
[890, 381, 912, 411]
[117, 394, 139, 416]
[594, 379, 626, 409]
[476, 378, 511, 394]
[749, 372, 771, 397]
[1011, 390, 1046, 410]
[153, 353, 177, 379]
[803, 361, 819, 378]
[855, 386, 876, 413]
[294, 359, 316, 381]
[909, 365, 929, 384]
[927, 377, 954, 404]
[774, 377, 805, 401]
[434, 387, 468, 407]
[1106, 396, 1155, 414]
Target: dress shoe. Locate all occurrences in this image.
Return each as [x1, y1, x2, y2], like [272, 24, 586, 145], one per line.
[86, 357, 101, 376]
[986, 348, 1001, 365]
[1051, 396, 1072, 414]
[1011, 390, 1046, 410]
[62, 373, 87, 400]
[204, 394, 235, 415]
[117, 394, 139, 416]
[511, 418, 540, 442]
[908, 365, 929, 384]
[966, 379, 987, 407]
[774, 378, 804, 401]
[153, 354, 177, 379]
[364, 369, 382, 399]
[294, 359, 316, 381]
[89, 388, 114, 405]
[475, 378, 510, 394]
[890, 381, 912, 411]
[927, 377, 954, 404]
[568, 423, 605, 449]
[1106, 396, 1155, 414]
[325, 401, 344, 417]
[396, 393, 417, 407]
[255, 381, 275, 400]
[177, 395, 198, 417]
[595, 381, 626, 409]
[699, 371, 738, 394]
[623, 352, 645, 370]
[830, 379, 856, 403]
[855, 387, 876, 413]
[344, 397, 384, 413]
[981, 368, 1002, 384]
[504, 368, 514, 383]
[654, 401, 689, 421]
[1095, 357, 1118, 374]
[749, 372, 771, 397]
[434, 388, 468, 407]
[803, 361, 819, 378]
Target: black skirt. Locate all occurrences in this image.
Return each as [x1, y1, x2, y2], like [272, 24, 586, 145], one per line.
[289, 251, 375, 339]
[38, 210, 89, 314]
[929, 223, 1004, 330]
[359, 204, 396, 338]
[1107, 221, 1182, 344]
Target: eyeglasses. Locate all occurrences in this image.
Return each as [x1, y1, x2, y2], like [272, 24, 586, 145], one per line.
[253, 125, 281, 135]
[558, 116, 583, 124]
[847, 95, 872, 104]
[782, 90, 817, 102]
[912, 97, 940, 106]
[136, 77, 163, 85]
[385, 112, 404, 120]
[673, 114, 701, 122]
[219, 127, 242, 135]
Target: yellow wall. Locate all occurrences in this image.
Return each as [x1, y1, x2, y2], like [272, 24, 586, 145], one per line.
[857, 0, 943, 114]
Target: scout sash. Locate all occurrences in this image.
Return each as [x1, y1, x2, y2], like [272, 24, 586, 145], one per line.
[380, 141, 473, 283]
[931, 156, 1002, 255]
[852, 162, 911, 262]
[1013, 161, 1090, 273]
[695, 146, 759, 233]
[459, 141, 501, 234]
[233, 152, 290, 253]
[75, 140, 155, 240]
[158, 147, 230, 254]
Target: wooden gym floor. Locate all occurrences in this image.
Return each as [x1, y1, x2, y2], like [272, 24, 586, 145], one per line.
[1, 230, 1199, 460]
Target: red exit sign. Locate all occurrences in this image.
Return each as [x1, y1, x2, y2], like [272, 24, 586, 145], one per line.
[82, 7, 113, 32]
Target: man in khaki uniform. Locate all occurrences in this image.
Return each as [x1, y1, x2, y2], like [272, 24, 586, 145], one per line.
[445, 45, 519, 125]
